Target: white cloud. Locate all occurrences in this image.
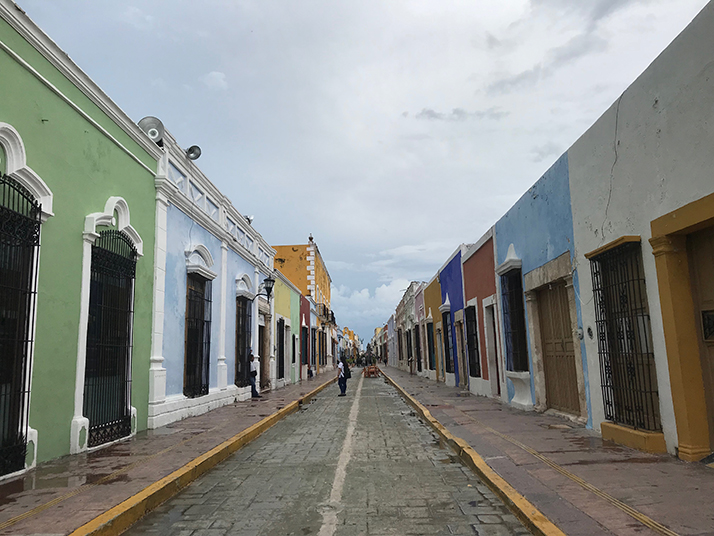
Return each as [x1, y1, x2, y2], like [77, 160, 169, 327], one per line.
[199, 71, 228, 91]
[18, 0, 711, 341]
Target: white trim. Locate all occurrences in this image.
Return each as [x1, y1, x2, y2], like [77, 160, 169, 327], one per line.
[495, 243, 522, 276]
[148, 386, 242, 429]
[0, 38, 158, 174]
[462, 227, 494, 264]
[72, 197, 143, 454]
[0, 123, 54, 221]
[217, 242, 229, 390]
[236, 273, 256, 300]
[185, 244, 217, 280]
[0, 3, 163, 161]
[85, 196, 143, 255]
[439, 294, 451, 314]
[149, 191, 168, 406]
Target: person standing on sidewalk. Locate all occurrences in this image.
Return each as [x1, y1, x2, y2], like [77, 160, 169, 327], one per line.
[337, 357, 347, 397]
[249, 353, 261, 398]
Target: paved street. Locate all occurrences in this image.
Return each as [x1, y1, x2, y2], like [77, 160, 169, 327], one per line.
[126, 374, 529, 536]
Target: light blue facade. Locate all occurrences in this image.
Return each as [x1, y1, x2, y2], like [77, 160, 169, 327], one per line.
[439, 251, 464, 386]
[163, 205, 222, 394]
[494, 153, 591, 426]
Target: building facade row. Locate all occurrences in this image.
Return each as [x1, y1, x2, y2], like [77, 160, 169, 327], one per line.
[372, 2, 714, 463]
[0, 2, 339, 480]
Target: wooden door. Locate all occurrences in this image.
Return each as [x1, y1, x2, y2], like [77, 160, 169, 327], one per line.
[538, 282, 580, 414]
[688, 226, 714, 449]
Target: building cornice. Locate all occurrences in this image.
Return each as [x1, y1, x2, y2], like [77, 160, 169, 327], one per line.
[0, 1, 163, 162]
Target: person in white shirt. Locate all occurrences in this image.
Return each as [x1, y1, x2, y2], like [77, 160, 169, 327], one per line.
[337, 358, 347, 397]
[249, 353, 261, 398]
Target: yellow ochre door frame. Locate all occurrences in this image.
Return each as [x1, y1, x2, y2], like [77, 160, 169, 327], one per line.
[650, 192, 714, 462]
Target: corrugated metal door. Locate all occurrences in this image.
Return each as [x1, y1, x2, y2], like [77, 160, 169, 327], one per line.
[538, 282, 580, 414]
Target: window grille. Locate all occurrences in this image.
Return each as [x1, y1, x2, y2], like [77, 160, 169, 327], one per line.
[501, 270, 529, 372]
[590, 242, 661, 431]
[235, 296, 251, 387]
[84, 230, 136, 447]
[277, 319, 285, 379]
[442, 313, 454, 373]
[427, 323, 436, 370]
[184, 274, 211, 398]
[465, 306, 481, 378]
[0, 175, 40, 475]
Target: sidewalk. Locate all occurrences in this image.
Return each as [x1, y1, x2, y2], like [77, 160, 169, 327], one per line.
[0, 373, 336, 536]
[383, 366, 714, 536]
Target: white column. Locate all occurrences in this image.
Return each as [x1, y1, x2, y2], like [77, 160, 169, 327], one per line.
[70, 232, 97, 454]
[148, 192, 168, 407]
[253, 267, 260, 386]
[270, 294, 276, 386]
[217, 242, 229, 390]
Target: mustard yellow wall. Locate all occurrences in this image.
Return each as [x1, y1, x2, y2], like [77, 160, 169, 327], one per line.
[423, 277, 442, 375]
[314, 248, 331, 307]
[274, 245, 309, 296]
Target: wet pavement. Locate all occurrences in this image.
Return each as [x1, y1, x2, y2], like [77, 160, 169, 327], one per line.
[0, 372, 335, 536]
[125, 373, 530, 536]
[384, 367, 714, 536]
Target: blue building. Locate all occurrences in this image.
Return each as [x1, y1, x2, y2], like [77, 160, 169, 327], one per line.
[438, 246, 467, 388]
[148, 130, 275, 428]
[494, 154, 591, 425]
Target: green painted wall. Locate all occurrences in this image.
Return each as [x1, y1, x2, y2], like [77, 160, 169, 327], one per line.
[0, 18, 157, 463]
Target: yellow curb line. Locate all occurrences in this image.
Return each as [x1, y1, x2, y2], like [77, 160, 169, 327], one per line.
[69, 377, 337, 536]
[382, 372, 566, 536]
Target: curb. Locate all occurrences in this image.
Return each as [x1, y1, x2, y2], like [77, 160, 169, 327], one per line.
[382, 371, 566, 536]
[69, 376, 337, 536]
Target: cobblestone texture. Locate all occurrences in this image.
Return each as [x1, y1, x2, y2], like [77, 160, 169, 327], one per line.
[125, 377, 529, 535]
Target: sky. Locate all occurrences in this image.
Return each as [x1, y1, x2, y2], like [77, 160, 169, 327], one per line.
[18, 0, 709, 343]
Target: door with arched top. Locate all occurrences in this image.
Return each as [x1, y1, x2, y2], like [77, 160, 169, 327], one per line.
[0, 174, 41, 474]
[83, 230, 136, 448]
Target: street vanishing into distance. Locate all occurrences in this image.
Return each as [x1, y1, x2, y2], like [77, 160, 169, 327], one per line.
[125, 373, 529, 536]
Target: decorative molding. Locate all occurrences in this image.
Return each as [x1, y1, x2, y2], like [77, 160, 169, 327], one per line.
[85, 196, 143, 256]
[495, 243, 522, 276]
[0, 122, 54, 220]
[236, 273, 256, 300]
[439, 294, 451, 314]
[185, 244, 217, 280]
[156, 138, 275, 275]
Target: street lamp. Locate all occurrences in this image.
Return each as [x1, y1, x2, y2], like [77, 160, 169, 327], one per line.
[254, 272, 276, 301]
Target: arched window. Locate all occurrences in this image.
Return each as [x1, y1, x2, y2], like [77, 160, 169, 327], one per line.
[84, 230, 137, 447]
[0, 174, 41, 475]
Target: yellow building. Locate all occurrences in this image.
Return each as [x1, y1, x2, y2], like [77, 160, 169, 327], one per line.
[274, 235, 334, 371]
[273, 234, 332, 313]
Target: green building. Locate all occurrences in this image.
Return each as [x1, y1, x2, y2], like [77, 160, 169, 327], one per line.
[0, 2, 160, 475]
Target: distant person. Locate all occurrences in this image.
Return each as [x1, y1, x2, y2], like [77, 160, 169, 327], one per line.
[307, 366, 314, 379]
[337, 357, 348, 397]
[249, 353, 261, 398]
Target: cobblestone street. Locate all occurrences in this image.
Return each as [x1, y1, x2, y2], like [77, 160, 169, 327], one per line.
[125, 374, 529, 536]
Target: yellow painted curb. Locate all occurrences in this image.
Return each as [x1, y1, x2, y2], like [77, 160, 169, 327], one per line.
[69, 377, 336, 536]
[382, 372, 566, 536]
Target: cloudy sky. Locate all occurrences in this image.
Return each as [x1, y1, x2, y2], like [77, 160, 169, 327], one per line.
[19, 0, 709, 342]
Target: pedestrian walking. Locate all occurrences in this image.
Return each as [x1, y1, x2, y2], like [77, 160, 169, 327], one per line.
[249, 353, 261, 398]
[337, 357, 349, 396]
